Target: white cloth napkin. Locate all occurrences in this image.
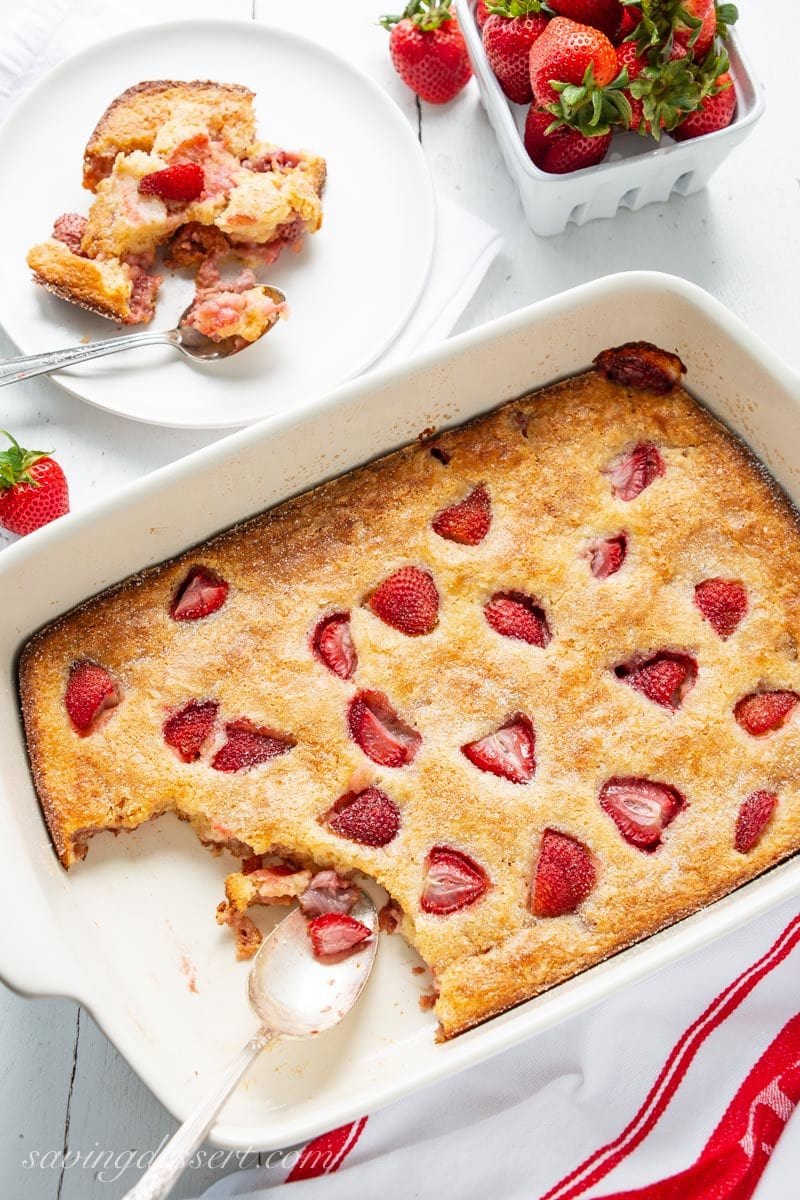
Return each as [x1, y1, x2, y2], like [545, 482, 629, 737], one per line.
[197, 897, 800, 1200]
[0, 0, 501, 382]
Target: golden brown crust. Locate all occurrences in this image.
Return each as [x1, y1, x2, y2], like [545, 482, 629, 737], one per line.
[19, 366, 800, 1038]
[82, 80, 255, 190]
[26, 240, 134, 322]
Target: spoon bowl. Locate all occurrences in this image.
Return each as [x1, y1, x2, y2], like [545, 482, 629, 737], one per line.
[175, 285, 288, 362]
[248, 891, 378, 1038]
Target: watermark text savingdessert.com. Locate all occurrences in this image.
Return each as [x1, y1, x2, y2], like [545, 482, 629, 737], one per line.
[21, 1141, 314, 1184]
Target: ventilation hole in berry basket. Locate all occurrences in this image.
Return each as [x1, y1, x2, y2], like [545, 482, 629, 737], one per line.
[673, 172, 695, 196]
[568, 202, 589, 227]
[621, 187, 641, 211]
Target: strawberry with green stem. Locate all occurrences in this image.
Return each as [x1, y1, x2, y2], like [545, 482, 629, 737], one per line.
[381, 0, 472, 105]
[0, 431, 69, 536]
[529, 17, 633, 137]
[482, 1, 549, 105]
[622, 0, 738, 59]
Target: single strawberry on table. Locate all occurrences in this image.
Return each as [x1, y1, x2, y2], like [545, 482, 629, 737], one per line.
[381, 0, 472, 105]
[481, 1, 549, 106]
[0, 431, 69, 536]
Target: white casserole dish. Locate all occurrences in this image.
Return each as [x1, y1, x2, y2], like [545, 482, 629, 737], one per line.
[2, 272, 800, 1150]
[456, 0, 764, 236]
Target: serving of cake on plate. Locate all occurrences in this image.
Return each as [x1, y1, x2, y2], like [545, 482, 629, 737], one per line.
[26, 80, 325, 341]
[18, 342, 800, 1040]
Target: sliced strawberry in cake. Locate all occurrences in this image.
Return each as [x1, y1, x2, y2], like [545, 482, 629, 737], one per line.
[461, 713, 536, 783]
[421, 846, 489, 915]
[347, 690, 422, 768]
[307, 912, 372, 959]
[65, 660, 121, 735]
[531, 830, 597, 918]
[599, 777, 684, 850]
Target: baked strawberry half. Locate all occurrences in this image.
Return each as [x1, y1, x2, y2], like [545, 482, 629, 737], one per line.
[605, 442, 665, 501]
[735, 790, 778, 854]
[734, 691, 799, 737]
[484, 591, 551, 647]
[368, 566, 439, 636]
[461, 713, 536, 784]
[614, 651, 697, 710]
[163, 699, 218, 762]
[531, 829, 598, 918]
[65, 660, 121, 734]
[599, 777, 685, 850]
[421, 845, 489, 915]
[347, 690, 422, 767]
[431, 484, 491, 546]
[593, 343, 686, 394]
[588, 532, 627, 580]
[211, 720, 296, 772]
[694, 578, 748, 640]
[139, 162, 205, 202]
[326, 786, 401, 847]
[311, 612, 357, 679]
[299, 870, 361, 917]
[170, 566, 229, 621]
[307, 912, 371, 959]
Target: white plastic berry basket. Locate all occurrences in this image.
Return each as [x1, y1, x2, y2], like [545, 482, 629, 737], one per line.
[456, 0, 764, 236]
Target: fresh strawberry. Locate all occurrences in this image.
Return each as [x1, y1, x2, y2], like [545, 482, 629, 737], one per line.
[211, 720, 295, 772]
[462, 712, 536, 783]
[735, 791, 777, 854]
[381, 0, 472, 105]
[482, 2, 549, 106]
[307, 912, 372, 959]
[617, 3, 641, 41]
[311, 612, 357, 679]
[138, 162, 205, 202]
[528, 16, 631, 140]
[170, 565, 229, 621]
[616, 39, 647, 128]
[734, 691, 799, 737]
[594, 342, 686, 391]
[530, 17, 618, 103]
[327, 786, 401, 847]
[484, 590, 551, 646]
[163, 699, 218, 762]
[0, 432, 69, 536]
[672, 71, 736, 140]
[369, 565, 439, 635]
[614, 651, 697, 710]
[65, 660, 120, 734]
[588, 532, 627, 578]
[524, 107, 612, 172]
[432, 484, 492, 545]
[421, 845, 489, 914]
[672, 0, 716, 57]
[599, 776, 684, 849]
[694, 578, 747, 639]
[475, 0, 491, 28]
[605, 441, 665, 501]
[547, 0, 623, 40]
[348, 690, 422, 767]
[531, 829, 598, 917]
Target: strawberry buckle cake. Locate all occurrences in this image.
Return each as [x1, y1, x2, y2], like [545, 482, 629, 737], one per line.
[19, 342, 800, 1039]
[26, 81, 325, 342]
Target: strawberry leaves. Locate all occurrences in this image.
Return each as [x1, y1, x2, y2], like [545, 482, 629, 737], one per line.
[547, 64, 633, 137]
[380, 0, 455, 32]
[0, 430, 51, 492]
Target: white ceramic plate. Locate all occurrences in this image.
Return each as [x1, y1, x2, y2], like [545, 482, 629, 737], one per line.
[0, 19, 435, 428]
[2, 274, 800, 1149]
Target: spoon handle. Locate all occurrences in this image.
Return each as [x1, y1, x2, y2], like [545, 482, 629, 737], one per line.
[0, 329, 177, 386]
[122, 1027, 274, 1200]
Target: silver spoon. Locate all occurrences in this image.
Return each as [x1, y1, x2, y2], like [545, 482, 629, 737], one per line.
[123, 889, 378, 1200]
[0, 286, 286, 387]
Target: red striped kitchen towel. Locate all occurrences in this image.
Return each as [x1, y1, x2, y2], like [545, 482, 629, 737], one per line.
[201, 897, 800, 1200]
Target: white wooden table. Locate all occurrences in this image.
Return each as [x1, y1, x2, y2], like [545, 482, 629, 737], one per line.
[1, 2, 798, 1197]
